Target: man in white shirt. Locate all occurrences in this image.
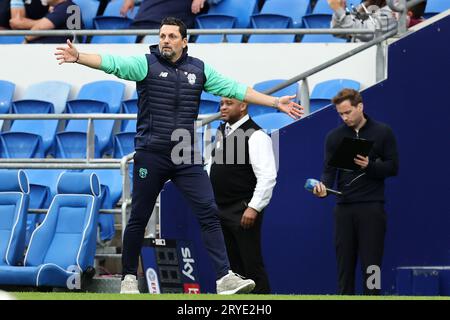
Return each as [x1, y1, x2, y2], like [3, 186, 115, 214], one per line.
[209, 97, 277, 294]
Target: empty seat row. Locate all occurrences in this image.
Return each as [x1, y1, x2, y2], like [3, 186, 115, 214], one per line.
[199, 78, 361, 116]
[0, 170, 100, 288]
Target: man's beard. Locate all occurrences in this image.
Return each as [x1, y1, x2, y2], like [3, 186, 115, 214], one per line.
[161, 49, 175, 60]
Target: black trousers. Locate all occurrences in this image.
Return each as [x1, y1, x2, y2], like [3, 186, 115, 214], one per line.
[218, 201, 271, 294]
[122, 150, 230, 279]
[334, 202, 386, 295]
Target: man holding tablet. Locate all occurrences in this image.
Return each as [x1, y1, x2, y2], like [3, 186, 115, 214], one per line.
[313, 88, 399, 295]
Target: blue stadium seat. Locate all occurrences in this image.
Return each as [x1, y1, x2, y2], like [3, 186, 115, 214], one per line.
[83, 169, 122, 211]
[312, 0, 334, 14]
[206, 0, 258, 28]
[248, 80, 299, 117]
[6, 81, 71, 156]
[346, 0, 362, 10]
[21, 81, 71, 114]
[97, 184, 115, 242]
[92, 0, 137, 44]
[0, 36, 25, 44]
[0, 80, 15, 114]
[59, 81, 125, 157]
[25, 170, 66, 201]
[424, 0, 450, 18]
[195, 15, 241, 43]
[0, 172, 100, 288]
[199, 91, 220, 114]
[121, 93, 137, 133]
[94, 16, 132, 29]
[56, 132, 101, 158]
[73, 0, 100, 30]
[301, 14, 347, 43]
[248, 14, 295, 43]
[0, 132, 44, 158]
[102, 0, 137, 18]
[310, 79, 361, 112]
[257, 0, 310, 28]
[252, 113, 295, 131]
[0, 170, 30, 266]
[26, 184, 50, 246]
[76, 80, 124, 114]
[91, 4, 137, 43]
[113, 132, 135, 158]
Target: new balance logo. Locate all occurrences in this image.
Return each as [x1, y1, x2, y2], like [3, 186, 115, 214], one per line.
[159, 72, 168, 78]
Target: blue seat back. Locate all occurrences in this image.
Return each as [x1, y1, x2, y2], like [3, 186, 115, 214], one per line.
[83, 169, 122, 207]
[103, 0, 137, 18]
[26, 184, 50, 246]
[311, 79, 361, 99]
[312, 0, 334, 14]
[259, 0, 310, 28]
[248, 14, 295, 43]
[73, 0, 100, 29]
[22, 81, 71, 114]
[0, 132, 44, 158]
[9, 100, 57, 155]
[67, 80, 124, 155]
[91, 16, 137, 45]
[94, 16, 133, 29]
[64, 100, 112, 156]
[248, 80, 299, 116]
[76, 80, 125, 114]
[121, 98, 138, 132]
[113, 132, 135, 158]
[0, 35, 25, 44]
[310, 79, 360, 112]
[252, 113, 295, 131]
[25, 172, 100, 271]
[207, 0, 258, 28]
[25, 170, 66, 200]
[0, 170, 30, 266]
[301, 14, 347, 42]
[56, 131, 100, 158]
[0, 80, 15, 114]
[195, 15, 241, 43]
[199, 91, 220, 114]
[424, 0, 450, 18]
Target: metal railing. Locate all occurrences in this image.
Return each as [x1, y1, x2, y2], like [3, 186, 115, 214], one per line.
[0, 113, 211, 241]
[0, 28, 376, 37]
[0, 0, 427, 257]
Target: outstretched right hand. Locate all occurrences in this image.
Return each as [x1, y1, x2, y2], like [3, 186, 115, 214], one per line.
[54, 39, 79, 65]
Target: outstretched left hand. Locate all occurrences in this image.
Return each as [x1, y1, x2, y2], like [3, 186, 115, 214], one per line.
[278, 95, 304, 120]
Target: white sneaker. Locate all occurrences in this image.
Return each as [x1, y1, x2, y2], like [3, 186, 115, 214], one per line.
[216, 271, 255, 295]
[120, 274, 140, 294]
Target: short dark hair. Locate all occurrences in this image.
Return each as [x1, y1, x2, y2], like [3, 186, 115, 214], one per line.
[408, 0, 427, 19]
[331, 88, 363, 107]
[160, 17, 187, 39]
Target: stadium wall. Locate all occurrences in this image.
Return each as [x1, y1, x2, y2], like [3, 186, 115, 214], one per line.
[158, 15, 450, 295]
[0, 43, 377, 100]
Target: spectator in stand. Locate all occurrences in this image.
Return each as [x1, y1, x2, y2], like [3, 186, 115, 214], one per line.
[121, 0, 212, 30]
[0, 0, 48, 30]
[8, 0, 83, 44]
[406, 0, 426, 28]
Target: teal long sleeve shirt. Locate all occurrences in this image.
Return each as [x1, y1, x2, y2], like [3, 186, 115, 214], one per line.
[99, 54, 248, 101]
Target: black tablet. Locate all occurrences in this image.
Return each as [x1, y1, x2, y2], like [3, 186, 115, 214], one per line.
[328, 137, 374, 171]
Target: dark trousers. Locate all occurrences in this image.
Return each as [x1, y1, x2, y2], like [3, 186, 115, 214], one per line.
[218, 201, 271, 294]
[334, 202, 386, 295]
[122, 150, 230, 279]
